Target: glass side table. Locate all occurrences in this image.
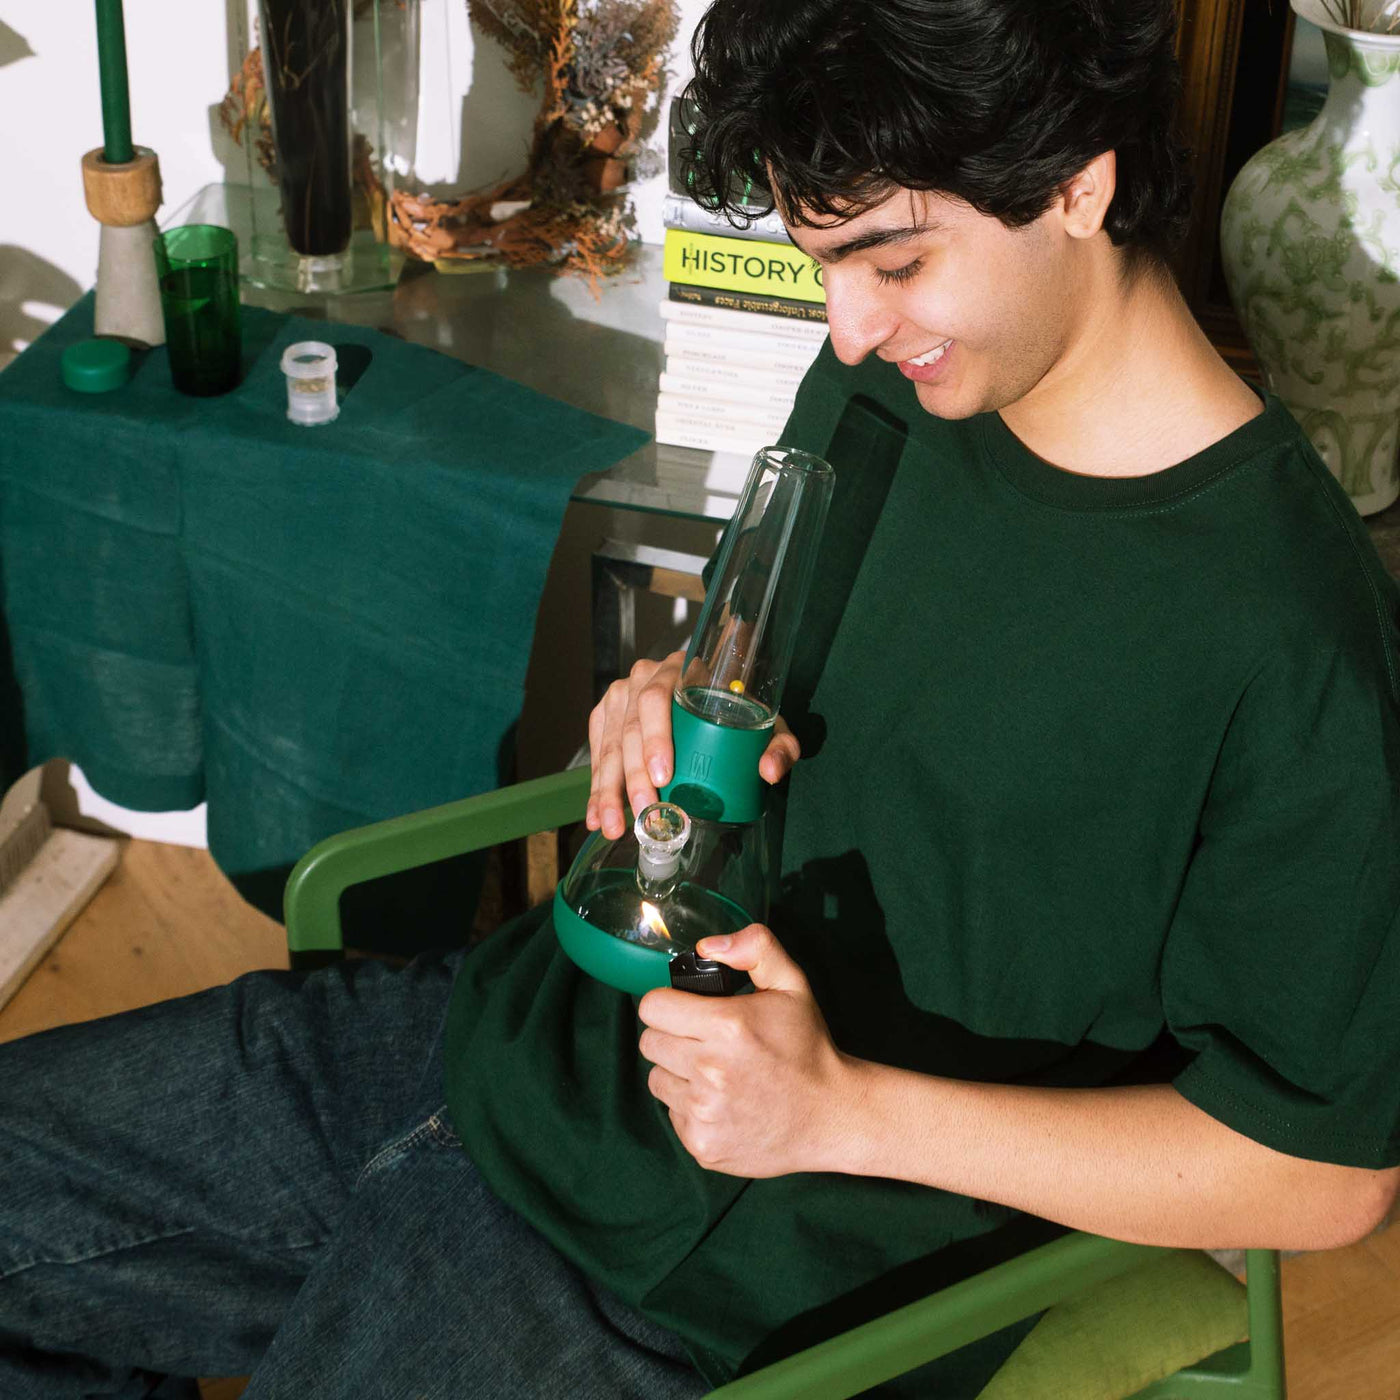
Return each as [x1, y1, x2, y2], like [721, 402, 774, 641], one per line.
[169, 185, 756, 702]
[169, 184, 753, 524]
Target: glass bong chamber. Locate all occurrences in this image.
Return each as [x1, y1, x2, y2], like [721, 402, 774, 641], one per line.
[554, 445, 834, 996]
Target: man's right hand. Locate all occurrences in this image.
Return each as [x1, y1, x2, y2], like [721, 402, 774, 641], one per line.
[587, 650, 686, 839]
[585, 649, 801, 840]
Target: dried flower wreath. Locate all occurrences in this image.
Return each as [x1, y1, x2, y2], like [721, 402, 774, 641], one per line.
[220, 0, 678, 281]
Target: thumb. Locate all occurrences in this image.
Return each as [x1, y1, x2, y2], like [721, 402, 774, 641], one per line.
[697, 923, 809, 994]
[759, 717, 800, 784]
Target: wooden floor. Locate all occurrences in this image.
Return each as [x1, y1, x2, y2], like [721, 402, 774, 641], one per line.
[0, 839, 287, 1044]
[1, 839, 1397, 1399]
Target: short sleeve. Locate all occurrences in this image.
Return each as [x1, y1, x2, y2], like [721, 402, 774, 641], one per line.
[1164, 631, 1400, 1169]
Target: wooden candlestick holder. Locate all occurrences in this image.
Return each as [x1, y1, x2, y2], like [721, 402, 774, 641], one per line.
[81, 145, 165, 348]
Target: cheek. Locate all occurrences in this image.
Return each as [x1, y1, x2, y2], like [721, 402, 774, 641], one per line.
[949, 247, 1060, 357]
[908, 279, 1010, 368]
[913, 255, 1017, 351]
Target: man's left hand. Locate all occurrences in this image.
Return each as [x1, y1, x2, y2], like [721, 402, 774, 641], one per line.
[637, 924, 856, 1178]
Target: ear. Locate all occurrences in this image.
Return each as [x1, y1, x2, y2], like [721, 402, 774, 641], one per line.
[1058, 150, 1117, 242]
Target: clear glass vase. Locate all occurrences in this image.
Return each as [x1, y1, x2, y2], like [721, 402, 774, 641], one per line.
[242, 0, 419, 295]
[258, 0, 354, 289]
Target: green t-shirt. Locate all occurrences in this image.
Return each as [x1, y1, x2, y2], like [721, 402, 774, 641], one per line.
[444, 346, 1400, 1389]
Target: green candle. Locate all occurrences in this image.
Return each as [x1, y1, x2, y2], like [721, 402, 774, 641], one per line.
[94, 0, 134, 165]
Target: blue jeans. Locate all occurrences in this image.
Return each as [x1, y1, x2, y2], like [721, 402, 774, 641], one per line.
[0, 952, 709, 1399]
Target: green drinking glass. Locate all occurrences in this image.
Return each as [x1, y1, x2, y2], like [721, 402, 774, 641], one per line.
[153, 224, 242, 396]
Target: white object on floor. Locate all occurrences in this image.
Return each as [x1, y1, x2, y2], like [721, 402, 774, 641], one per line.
[67, 764, 208, 848]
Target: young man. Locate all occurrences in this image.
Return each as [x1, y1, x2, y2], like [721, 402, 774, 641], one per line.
[560, 0, 1400, 1384]
[3, 1, 1397, 1396]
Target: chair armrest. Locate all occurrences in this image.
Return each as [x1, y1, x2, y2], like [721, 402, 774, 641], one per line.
[283, 766, 592, 954]
[704, 1233, 1161, 1400]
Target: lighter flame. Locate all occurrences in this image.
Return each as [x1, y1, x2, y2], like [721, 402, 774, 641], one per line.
[640, 901, 673, 943]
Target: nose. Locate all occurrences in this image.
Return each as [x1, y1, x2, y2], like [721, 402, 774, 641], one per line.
[822, 272, 899, 366]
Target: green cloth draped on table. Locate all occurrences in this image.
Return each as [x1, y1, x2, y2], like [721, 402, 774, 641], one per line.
[0, 294, 646, 924]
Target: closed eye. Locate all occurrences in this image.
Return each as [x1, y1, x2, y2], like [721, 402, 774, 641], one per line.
[875, 258, 924, 286]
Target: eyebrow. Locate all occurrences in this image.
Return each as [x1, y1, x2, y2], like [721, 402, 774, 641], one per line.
[788, 223, 935, 265]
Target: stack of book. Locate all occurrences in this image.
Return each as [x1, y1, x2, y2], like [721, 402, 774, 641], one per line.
[654, 101, 828, 472]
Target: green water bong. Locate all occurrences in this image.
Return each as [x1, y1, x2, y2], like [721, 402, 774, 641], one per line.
[555, 444, 834, 997]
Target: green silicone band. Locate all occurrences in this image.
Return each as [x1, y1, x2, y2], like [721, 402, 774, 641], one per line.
[661, 697, 769, 823]
[553, 885, 673, 996]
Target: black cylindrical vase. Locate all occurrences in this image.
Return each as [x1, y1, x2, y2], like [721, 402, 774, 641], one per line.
[259, 0, 353, 288]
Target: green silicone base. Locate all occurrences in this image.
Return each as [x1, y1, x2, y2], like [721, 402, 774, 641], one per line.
[661, 698, 769, 823]
[553, 885, 673, 996]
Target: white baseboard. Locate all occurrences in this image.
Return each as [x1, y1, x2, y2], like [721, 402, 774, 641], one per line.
[66, 764, 208, 848]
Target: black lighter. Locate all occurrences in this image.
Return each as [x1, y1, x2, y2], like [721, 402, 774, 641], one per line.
[668, 950, 750, 996]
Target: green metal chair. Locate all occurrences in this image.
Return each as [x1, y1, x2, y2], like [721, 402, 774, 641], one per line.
[283, 767, 1286, 1400]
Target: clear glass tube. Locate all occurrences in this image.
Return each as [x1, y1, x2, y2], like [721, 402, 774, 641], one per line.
[677, 445, 834, 726]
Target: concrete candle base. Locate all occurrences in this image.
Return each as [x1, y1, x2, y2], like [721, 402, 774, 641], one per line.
[95, 220, 165, 348]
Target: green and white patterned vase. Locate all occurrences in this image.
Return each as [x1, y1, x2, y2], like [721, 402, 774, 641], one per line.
[1220, 0, 1400, 515]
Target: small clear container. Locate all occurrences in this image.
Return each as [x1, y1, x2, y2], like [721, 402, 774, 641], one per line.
[280, 341, 339, 426]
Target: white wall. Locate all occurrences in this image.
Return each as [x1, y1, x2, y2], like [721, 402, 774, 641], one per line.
[0, 0, 710, 363]
[0, 0, 710, 841]
[0, 3, 237, 361]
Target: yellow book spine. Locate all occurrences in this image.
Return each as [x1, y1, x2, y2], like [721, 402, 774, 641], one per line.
[662, 229, 826, 305]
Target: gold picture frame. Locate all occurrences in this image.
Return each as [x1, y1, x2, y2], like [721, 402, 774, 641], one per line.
[1174, 0, 1299, 376]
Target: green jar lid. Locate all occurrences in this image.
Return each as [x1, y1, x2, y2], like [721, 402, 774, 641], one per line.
[62, 338, 132, 393]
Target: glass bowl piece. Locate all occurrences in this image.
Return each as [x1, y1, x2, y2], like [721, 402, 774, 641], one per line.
[635, 802, 691, 897]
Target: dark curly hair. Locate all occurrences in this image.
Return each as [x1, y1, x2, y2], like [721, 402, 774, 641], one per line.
[681, 0, 1194, 267]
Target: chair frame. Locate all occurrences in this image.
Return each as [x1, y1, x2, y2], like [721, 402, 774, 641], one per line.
[282, 769, 1285, 1400]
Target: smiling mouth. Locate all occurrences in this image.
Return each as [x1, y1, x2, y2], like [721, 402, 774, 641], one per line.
[903, 339, 952, 367]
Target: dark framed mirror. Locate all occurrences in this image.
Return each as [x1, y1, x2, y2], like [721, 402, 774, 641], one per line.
[1174, 0, 1322, 375]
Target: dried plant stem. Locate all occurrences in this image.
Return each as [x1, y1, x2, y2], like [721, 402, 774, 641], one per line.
[1318, 0, 1400, 33]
